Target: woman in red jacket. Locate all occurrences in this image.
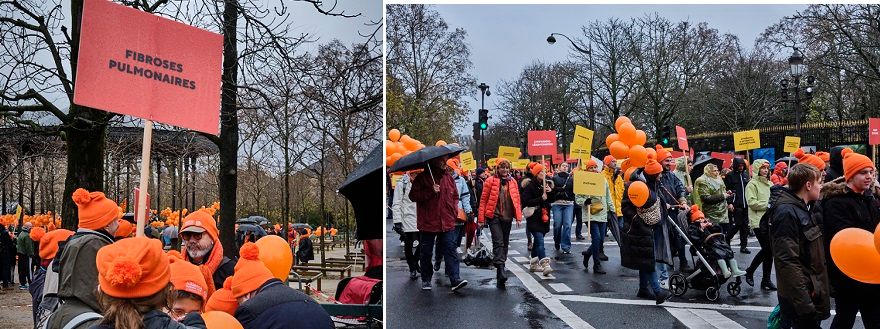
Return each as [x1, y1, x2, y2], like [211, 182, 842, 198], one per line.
[478, 158, 523, 288]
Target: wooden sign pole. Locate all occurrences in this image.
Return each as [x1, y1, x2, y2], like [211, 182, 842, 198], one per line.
[135, 120, 154, 237]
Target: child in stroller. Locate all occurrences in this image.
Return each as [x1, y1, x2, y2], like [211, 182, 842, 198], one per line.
[686, 205, 746, 278]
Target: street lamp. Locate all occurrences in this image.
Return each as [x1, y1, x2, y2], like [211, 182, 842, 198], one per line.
[478, 82, 490, 164]
[548, 32, 596, 138]
[779, 47, 816, 135]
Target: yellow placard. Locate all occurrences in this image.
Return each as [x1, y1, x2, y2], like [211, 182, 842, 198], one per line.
[487, 157, 498, 169]
[512, 159, 530, 170]
[390, 174, 403, 189]
[569, 143, 591, 163]
[733, 129, 761, 152]
[783, 136, 801, 153]
[573, 170, 606, 196]
[498, 146, 520, 160]
[572, 125, 594, 152]
[460, 151, 477, 171]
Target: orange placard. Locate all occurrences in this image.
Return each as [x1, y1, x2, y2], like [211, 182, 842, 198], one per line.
[73, 0, 223, 135]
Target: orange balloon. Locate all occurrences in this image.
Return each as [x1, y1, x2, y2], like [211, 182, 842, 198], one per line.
[629, 145, 648, 167]
[624, 167, 638, 182]
[388, 129, 401, 142]
[404, 138, 420, 151]
[615, 116, 632, 132]
[385, 140, 395, 156]
[831, 228, 880, 284]
[609, 141, 629, 160]
[386, 156, 395, 167]
[618, 122, 637, 146]
[435, 140, 447, 147]
[620, 159, 632, 173]
[635, 130, 647, 145]
[875, 223, 880, 255]
[255, 235, 294, 282]
[390, 153, 403, 165]
[646, 147, 657, 160]
[201, 311, 244, 329]
[627, 181, 650, 207]
[605, 133, 620, 149]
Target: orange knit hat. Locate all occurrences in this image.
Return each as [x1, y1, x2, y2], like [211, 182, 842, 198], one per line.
[530, 163, 544, 177]
[842, 148, 875, 182]
[689, 205, 705, 222]
[794, 149, 826, 171]
[168, 251, 209, 302]
[446, 158, 460, 172]
[603, 155, 615, 166]
[39, 229, 74, 260]
[115, 219, 134, 239]
[496, 157, 511, 167]
[231, 243, 274, 298]
[96, 236, 170, 299]
[655, 145, 671, 162]
[816, 151, 830, 162]
[205, 277, 238, 314]
[72, 188, 120, 231]
[644, 159, 663, 175]
[180, 209, 219, 242]
[30, 227, 46, 242]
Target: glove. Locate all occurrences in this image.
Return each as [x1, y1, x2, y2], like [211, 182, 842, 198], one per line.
[393, 223, 404, 235]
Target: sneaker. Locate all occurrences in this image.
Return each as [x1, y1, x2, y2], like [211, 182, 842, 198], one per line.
[740, 248, 751, 254]
[655, 288, 673, 305]
[636, 288, 656, 300]
[19, 284, 27, 290]
[410, 271, 419, 280]
[576, 235, 585, 240]
[562, 249, 571, 255]
[421, 281, 432, 290]
[451, 279, 468, 292]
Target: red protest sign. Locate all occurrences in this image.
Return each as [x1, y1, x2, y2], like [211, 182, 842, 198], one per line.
[870, 118, 880, 145]
[711, 152, 734, 169]
[528, 130, 557, 156]
[73, 0, 223, 135]
[670, 151, 685, 159]
[675, 126, 689, 151]
[553, 153, 564, 164]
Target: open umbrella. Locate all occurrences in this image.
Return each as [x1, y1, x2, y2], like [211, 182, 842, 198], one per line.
[339, 144, 383, 240]
[690, 157, 724, 181]
[776, 156, 798, 164]
[291, 223, 313, 230]
[387, 144, 466, 173]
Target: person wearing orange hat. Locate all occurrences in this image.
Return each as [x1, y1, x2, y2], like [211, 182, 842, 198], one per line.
[92, 236, 206, 329]
[231, 243, 331, 329]
[685, 205, 746, 279]
[655, 145, 691, 274]
[576, 159, 616, 275]
[794, 149, 827, 180]
[179, 209, 237, 297]
[521, 162, 553, 275]
[438, 158, 472, 271]
[48, 188, 121, 329]
[114, 219, 134, 240]
[167, 252, 209, 321]
[478, 157, 523, 288]
[771, 161, 789, 186]
[30, 229, 74, 327]
[205, 275, 238, 315]
[819, 148, 880, 328]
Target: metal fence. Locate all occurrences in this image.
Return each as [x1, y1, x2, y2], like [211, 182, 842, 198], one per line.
[687, 119, 870, 156]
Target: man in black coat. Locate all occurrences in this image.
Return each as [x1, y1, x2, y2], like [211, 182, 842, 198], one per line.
[824, 146, 846, 183]
[723, 157, 751, 253]
[656, 148, 690, 272]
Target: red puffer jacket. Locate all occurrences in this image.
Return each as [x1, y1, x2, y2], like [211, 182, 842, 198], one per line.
[478, 175, 522, 224]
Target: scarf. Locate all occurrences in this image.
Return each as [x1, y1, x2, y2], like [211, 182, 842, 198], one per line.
[182, 240, 223, 298]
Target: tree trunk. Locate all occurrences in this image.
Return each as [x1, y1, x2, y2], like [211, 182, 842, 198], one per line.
[218, 0, 240, 258]
[60, 119, 108, 229]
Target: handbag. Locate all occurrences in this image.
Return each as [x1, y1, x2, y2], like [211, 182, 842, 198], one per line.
[636, 201, 662, 226]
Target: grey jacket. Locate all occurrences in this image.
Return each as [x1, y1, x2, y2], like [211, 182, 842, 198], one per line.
[47, 229, 114, 329]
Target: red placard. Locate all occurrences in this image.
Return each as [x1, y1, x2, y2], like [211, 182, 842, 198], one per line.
[670, 151, 685, 159]
[553, 153, 564, 164]
[73, 0, 223, 135]
[528, 130, 557, 156]
[711, 152, 734, 170]
[870, 118, 880, 145]
[676, 126, 689, 151]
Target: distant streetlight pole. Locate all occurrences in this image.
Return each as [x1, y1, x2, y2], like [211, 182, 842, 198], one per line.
[478, 82, 490, 163]
[548, 32, 596, 137]
[779, 47, 816, 136]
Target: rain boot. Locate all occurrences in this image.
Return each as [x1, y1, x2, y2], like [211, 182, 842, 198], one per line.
[598, 244, 609, 261]
[716, 259, 732, 278]
[497, 266, 508, 287]
[729, 259, 747, 277]
[540, 257, 553, 276]
[581, 248, 592, 270]
[761, 278, 777, 291]
[529, 257, 540, 272]
[593, 258, 606, 274]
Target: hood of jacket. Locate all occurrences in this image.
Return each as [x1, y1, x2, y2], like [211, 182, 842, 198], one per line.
[829, 146, 845, 175]
[820, 181, 848, 200]
[751, 159, 770, 183]
[775, 186, 810, 213]
[732, 157, 747, 173]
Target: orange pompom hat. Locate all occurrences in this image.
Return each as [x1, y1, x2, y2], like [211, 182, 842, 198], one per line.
[816, 151, 830, 162]
[655, 145, 671, 162]
[530, 163, 544, 177]
[644, 159, 663, 175]
[603, 155, 615, 167]
[168, 251, 209, 302]
[72, 188, 120, 231]
[115, 219, 134, 239]
[231, 243, 275, 298]
[96, 236, 170, 298]
[39, 229, 74, 260]
[30, 227, 46, 242]
[689, 205, 705, 222]
[842, 148, 875, 182]
[794, 149, 826, 171]
[205, 276, 238, 315]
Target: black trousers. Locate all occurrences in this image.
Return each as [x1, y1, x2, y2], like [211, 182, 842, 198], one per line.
[831, 297, 880, 329]
[574, 205, 583, 237]
[725, 207, 749, 249]
[746, 229, 773, 280]
[488, 218, 512, 268]
[403, 232, 420, 273]
[16, 253, 30, 285]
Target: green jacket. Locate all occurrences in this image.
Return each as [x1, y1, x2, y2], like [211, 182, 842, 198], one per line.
[575, 180, 615, 223]
[694, 165, 728, 224]
[745, 159, 771, 228]
[16, 228, 34, 256]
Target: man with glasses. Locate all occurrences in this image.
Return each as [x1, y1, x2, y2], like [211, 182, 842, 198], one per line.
[180, 209, 237, 291]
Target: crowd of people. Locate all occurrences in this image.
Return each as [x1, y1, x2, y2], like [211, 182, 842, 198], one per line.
[0, 188, 341, 329]
[389, 144, 880, 329]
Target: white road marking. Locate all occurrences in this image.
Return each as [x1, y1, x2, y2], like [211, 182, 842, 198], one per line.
[509, 250, 521, 255]
[549, 283, 573, 293]
[556, 294, 775, 313]
[690, 309, 746, 329]
[665, 308, 716, 329]
[512, 256, 530, 263]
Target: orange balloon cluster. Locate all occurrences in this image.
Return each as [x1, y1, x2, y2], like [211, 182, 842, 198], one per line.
[158, 207, 189, 227]
[606, 116, 649, 167]
[386, 129, 426, 167]
[830, 224, 880, 284]
[0, 212, 62, 230]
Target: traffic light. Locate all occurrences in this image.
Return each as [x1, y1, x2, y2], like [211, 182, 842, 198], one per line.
[472, 122, 480, 140]
[479, 109, 489, 130]
[660, 125, 672, 147]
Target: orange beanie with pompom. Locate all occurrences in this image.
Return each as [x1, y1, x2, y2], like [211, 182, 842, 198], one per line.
[72, 188, 120, 231]
[794, 149, 826, 171]
[205, 276, 239, 315]
[96, 236, 170, 298]
[30, 227, 46, 241]
[39, 229, 74, 260]
[530, 163, 544, 177]
[644, 159, 663, 175]
[231, 243, 275, 298]
[689, 205, 705, 222]
[842, 148, 875, 182]
[655, 145, 671, 162]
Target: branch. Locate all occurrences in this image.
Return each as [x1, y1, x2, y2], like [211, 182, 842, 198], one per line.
[295, 0, 360, 18]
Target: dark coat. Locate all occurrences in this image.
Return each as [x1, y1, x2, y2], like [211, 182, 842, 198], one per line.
[49, 229, 115, 329]
[409, 168, 459, 233]
[769, 187, 831, 321]
[620, 181, 659, 271]
[520, 176, 550, 234]
[213, 256, 236, 290]
[235, 279, 333, 329]
[723, 157, 750, 209]
[90, 310, 206, 329]
[687, 223, 733, 261]
[825, 146, 845, 183]
[297, 237, 315, 264]
[30, 266, 46, 324]
[549, 172, 575, 203]
[0, 225, 13, 284]
[818, 182, 880, 300]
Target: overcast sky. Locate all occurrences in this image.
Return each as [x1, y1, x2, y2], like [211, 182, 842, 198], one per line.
[433, 4, 808, 135]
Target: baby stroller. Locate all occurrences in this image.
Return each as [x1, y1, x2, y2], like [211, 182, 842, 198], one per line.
[666, 213, 743, 301]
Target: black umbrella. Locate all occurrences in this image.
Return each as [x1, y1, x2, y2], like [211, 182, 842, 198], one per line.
[291, 223, 313, 230]
[387, 144, 466, 173]
[776, 156, 798, 164]
[690, 157, 724, 180]
[339, 144, 383, 240]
